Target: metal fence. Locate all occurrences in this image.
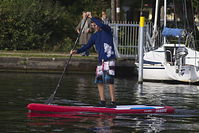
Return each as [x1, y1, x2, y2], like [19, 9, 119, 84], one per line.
[110, 22, 140, 59]
[110, 21, 199, 59]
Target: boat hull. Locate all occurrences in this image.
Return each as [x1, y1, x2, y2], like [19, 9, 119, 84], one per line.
[143, 64, 172, 80]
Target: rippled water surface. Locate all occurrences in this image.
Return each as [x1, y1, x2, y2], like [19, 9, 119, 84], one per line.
[0, 72, 199, 133]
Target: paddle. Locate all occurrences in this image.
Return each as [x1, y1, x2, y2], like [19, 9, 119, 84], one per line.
[45, 16, 88, 105]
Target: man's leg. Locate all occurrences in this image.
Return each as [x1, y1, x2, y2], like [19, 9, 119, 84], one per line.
[94, 83, 106, 107]
[98, 83, 105, 101]
[104, 84, 116, 108]
[109, 84, 116, 102]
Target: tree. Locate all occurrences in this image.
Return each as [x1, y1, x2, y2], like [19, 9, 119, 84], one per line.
[0, 0, 75, 51]
[0, 0, 198, 51]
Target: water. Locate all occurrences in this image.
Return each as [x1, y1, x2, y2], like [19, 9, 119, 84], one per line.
[0, 72, 199, 133]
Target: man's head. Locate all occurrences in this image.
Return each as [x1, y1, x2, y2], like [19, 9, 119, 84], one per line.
[91, 17, 102, 32]
[91, 22, 100, 32]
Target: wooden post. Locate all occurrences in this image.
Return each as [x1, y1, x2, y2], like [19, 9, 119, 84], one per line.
[116, 0, 120, 21]
[111, 0, 116, 21]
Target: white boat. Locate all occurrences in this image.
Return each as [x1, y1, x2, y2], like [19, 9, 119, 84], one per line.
[143, 44, 199, 82]
[138, 0, 199, 83]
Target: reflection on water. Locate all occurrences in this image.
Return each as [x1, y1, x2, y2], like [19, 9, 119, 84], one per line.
[0, 72, 199, 132]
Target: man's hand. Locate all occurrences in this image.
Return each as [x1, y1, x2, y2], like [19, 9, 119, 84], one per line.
[86, 12, 92, 18]
[70, 50, 77, 55]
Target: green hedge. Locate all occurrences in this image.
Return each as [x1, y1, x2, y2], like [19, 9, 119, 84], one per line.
[0, 0, 75, 52]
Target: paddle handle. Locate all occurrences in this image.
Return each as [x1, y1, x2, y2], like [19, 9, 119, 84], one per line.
[45, 17, 88, 104]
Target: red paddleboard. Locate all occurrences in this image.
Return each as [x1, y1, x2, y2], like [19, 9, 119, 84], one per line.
[27, 103, 175, 114]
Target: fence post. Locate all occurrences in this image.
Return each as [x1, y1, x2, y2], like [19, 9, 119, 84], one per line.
[138, 16, 145, 84]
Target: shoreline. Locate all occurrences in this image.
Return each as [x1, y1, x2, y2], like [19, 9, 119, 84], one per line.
[0, 51, 137, 77]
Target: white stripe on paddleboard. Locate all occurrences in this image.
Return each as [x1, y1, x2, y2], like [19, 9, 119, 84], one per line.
[115, 105, 164, 110]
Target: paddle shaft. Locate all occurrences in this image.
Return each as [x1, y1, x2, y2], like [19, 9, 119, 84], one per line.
[46, 17, 88, 104]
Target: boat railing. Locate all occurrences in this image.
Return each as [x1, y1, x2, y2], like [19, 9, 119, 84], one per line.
[166, 50, 173, 63]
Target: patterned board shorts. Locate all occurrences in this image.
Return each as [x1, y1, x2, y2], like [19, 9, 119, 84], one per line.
[95, 60, 115, 84]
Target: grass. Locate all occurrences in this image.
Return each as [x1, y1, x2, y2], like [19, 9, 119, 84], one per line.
[0, 50, 97, 59]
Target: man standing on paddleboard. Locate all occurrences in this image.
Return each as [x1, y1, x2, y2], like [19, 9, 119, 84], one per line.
[70, 12, 116, 108]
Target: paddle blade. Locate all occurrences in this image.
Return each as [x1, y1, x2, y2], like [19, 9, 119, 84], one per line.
[45, 94, 54, 104]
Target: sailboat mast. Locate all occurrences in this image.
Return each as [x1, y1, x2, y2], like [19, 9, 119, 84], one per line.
[164, 0, 167, 44]
[153, 0, 159, 32]
[152, 0, 159, 47]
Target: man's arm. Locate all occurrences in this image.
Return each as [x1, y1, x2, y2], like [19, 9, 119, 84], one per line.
[86, 12, 111, 33]
[70, 34, 95, 55]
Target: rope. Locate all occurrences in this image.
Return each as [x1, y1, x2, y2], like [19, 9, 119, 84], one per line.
[190, 0, 197, 38]
[184, 0, 190, 29]
[182, 0, 186, 29]
[172, 0, 178, 28]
